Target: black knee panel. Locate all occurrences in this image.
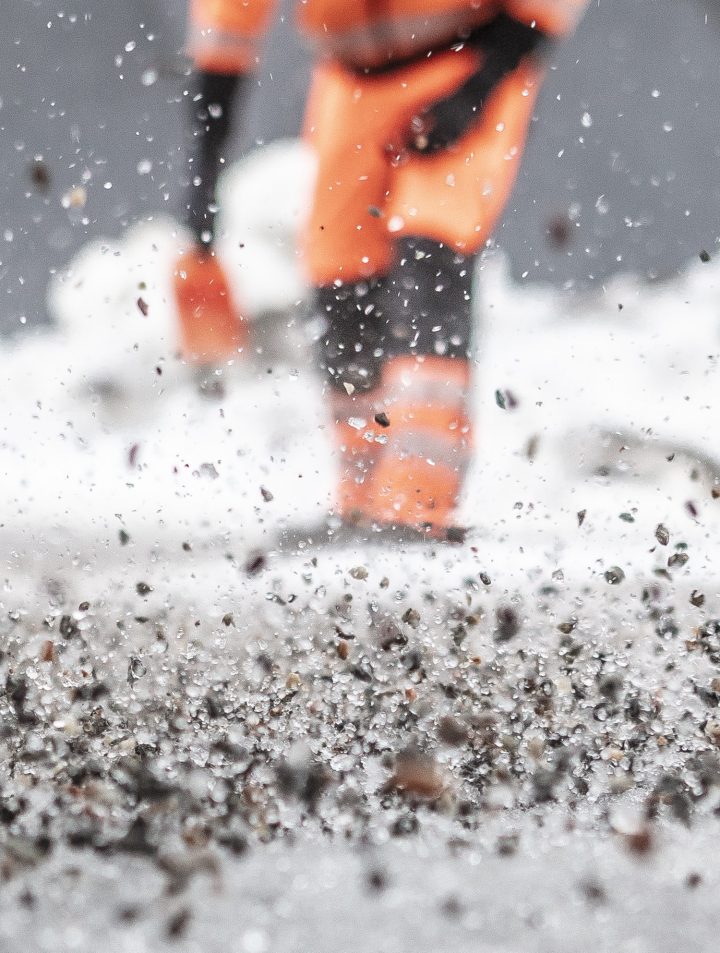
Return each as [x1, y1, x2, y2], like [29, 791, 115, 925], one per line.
[315, 238, 476, 392]
[315, 279, 388, 392]
[385, 238, 474, 360]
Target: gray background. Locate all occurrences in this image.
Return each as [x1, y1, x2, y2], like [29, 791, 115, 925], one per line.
[2, 0, 720, 332]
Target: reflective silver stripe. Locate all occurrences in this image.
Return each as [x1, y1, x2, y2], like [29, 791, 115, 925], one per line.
[330, 392, 383, 425]
[382, 378, 468, 408]
[187, 23, 261, 65]
[301, 10, 488, 68]
[389, 427, 472, 469]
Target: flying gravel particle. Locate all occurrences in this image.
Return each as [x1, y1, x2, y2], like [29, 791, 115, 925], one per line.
[604, 566, 625, 585]
[655, 523, 670, 546]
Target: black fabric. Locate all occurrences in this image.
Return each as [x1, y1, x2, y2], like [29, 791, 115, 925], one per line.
[183, 70, 247, 245]
[317, 238, 475, 392]
[411, 14, 548, 154]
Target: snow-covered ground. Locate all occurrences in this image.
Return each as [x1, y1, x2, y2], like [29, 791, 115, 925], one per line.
[4, 140, 720, 600]
[2, 141, 720, 952]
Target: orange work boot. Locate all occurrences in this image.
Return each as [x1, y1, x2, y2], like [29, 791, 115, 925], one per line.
[364, 356, 472, 537]
[329, 387, 385, 523]
[172, 246, 246, 364]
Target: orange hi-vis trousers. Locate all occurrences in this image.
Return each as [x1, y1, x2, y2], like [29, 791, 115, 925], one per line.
[302, 46, 541, 287]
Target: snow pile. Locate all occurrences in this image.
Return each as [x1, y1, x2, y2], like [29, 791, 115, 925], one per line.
[0, 137, 718, 605]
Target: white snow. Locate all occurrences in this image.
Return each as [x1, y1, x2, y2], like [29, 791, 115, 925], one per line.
[1, 138, 719, 611]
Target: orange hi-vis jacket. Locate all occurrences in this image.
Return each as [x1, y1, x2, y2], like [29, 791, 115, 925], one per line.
[188, 0, 589, 285]
[189, 0, 588, 74]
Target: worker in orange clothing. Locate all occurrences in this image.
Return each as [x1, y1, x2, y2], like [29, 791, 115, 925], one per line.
[173, 0, 589, 538]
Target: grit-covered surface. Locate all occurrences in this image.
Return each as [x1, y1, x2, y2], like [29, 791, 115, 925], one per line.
[2, 144, 720, 951]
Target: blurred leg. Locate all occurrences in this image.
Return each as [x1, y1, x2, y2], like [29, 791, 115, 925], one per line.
[305, 52, 538, 535]
[367, 239, 475, 535]
[316, 239, 475, 533]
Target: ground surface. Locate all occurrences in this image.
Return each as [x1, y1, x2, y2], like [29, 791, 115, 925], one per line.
[3, 160, 720, 951]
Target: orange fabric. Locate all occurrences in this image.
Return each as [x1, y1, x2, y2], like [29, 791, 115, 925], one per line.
[187, 0, 588, 73]
[173, 248, 246, 363]
[370, 455, 463, 531]
[505, 0, 588, 36]
[188, 43, 261, 75]
[302, 51, 541, 286]
[297, 0, 496, 68]
[388, 402, 469, 435]
[297, 0, 585, 65]
[381, 353, 470, 390]
[331, 356, 471, 532]
[298, 0, 497, 35]
[187, 0, 276, 72]
[189, 0, 275, 38]
[330, 389, 385, 519]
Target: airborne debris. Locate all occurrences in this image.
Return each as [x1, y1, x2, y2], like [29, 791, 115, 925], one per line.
[59, 614, 79, 639]
[244, 551, 266, 575]
[437, 715, 468, 747]
[655, 523, 670, 546]
[378, 618, 408, 651]
[495, 605, 520, 642]
[546, 213, 571, 248]
[166, 907, 192, 940]
[446, 526, 466, 544]
[557, 618, 577, 634]
[366, 867, 388, 892]
[525, 434, 540, 460]
[29, 158, 51, 191]
[625, 826, 654, 855]
[578, 878, 608, 905]
[496, 833, 519, 857]
[385, 749, 446, 800]
[604, 566, 625, 585]
[401, 607, 421, 628]
[128, 656, 147, 683]
[494, 388, 518, 410]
